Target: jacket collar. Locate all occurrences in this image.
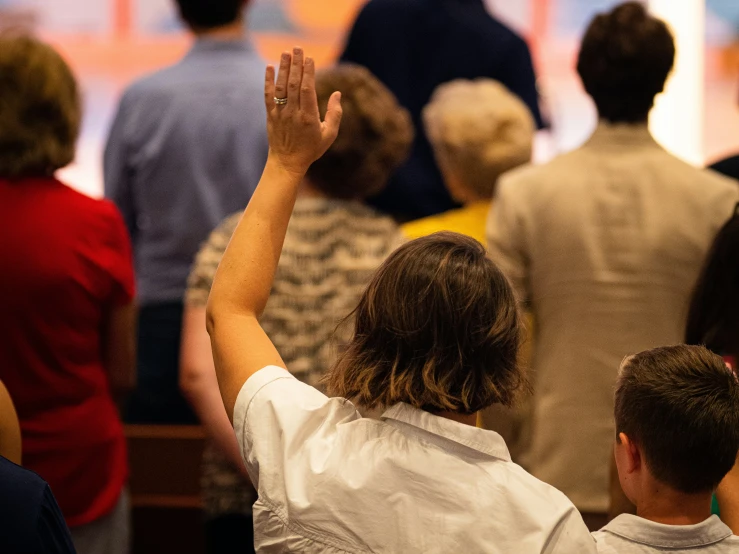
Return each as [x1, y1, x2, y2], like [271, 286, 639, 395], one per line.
[584, 121, 659, 151]
[602, 514, 733, 549]
[381, 403, 511, 461]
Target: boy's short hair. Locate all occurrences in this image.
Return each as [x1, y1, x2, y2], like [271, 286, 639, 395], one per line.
[577, 2, 675, 123]
[175, 0, 246, 31]
[324, 232, 529, 414]
[423, 79, 535, 200]
[0, 34, 80, 178]
[615, 345, 739, 493]
[308, 64, 413, 200]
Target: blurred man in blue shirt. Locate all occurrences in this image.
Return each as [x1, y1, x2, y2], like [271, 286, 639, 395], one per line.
[340, 0, 544, 220]
[104, 0, 267, 425]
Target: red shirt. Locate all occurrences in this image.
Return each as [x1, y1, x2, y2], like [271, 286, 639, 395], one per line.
[0, 177, 134, 527]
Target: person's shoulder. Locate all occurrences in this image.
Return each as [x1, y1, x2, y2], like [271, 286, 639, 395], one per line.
[506, 461, 582, 509]
[358, 0, 421, 16]
[661, 153, 739, 196]
[48, 179, 114, 214]
[0, 456, 46, 502]
[710, 153, 739, 182]
[53, 183, 128, 236]
[496, 155, 574, 199]
[122, 62, 185, 99]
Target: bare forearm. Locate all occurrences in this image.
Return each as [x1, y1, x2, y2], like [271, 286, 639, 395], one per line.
[182, 374, 249, 476]
[207, 157, 302, 322]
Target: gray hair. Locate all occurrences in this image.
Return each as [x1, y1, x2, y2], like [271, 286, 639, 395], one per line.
[423, 79, 535, 200]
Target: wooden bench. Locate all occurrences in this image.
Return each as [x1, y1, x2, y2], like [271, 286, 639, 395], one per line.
[125, 425, 206, 554]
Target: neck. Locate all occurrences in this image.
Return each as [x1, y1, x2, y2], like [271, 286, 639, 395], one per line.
[599, 118, 649, 127]
[436, 411, 478, 427]
[195, 19, 246, 41]
[636, 486, 713, 526]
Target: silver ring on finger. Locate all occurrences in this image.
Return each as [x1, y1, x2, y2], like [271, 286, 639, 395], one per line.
[274, 96, 288, 106]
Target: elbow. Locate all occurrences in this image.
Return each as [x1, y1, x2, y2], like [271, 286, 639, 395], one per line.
[179, 366, 199, 404]
[205, 299, 218, 337]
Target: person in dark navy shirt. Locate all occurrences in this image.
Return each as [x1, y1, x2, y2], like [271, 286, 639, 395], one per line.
[711, 155, 739, 182]
[340, 0, 544, 220]
[0, 456, 77, 554]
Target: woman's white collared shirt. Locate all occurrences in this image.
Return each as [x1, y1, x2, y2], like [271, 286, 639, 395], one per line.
[234, 366, 596, 553]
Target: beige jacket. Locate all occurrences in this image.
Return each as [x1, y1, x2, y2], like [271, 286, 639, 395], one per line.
[486, 123, 738, 512]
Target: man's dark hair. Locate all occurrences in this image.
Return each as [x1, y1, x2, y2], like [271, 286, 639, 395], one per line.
[577, 2, 675, 123]
[175, 0, 246, 31]
[615, 345, 739, 493]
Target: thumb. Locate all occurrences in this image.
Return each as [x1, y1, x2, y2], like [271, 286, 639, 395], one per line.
[323, 91, 343, 141]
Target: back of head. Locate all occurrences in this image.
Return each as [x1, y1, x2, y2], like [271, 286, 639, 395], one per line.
[423, 79, 535, 202]
[324, 232, 527, 414]
[615, 345, 739, 493]
[577, 2, 675, 123]
[307, 64, 414, 200]
[175, 0, 247, 31]
[686, 207, 739, 357]
[0, 34, 80, 179]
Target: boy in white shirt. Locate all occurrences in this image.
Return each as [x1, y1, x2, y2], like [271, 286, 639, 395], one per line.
[594, 345, 739, 552]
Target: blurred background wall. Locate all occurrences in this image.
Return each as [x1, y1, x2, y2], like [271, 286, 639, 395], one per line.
[1, 0, 737, 197]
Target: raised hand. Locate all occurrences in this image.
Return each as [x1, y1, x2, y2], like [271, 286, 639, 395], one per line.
[264, 47, 343, 176]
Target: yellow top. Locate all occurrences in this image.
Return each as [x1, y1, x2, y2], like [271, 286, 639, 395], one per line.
[402, 201, 491, 245]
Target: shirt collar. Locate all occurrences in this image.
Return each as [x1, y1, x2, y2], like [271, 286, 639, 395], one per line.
[381, 403, 511, 461]
[584, 121, 658, 150]
[187, 37, 255, 57]
[602, 514, 733, 549]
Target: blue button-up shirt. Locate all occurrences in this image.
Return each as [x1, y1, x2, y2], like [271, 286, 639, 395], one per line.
[104, 38, 268, 305]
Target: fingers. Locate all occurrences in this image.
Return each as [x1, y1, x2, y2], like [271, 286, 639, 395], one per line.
[287, 47, 304, 108]
[323, 91, 343, 141]
[264, 65, 276, 114]
[274, 52, 291, 104]
[300, 57, 319, 118]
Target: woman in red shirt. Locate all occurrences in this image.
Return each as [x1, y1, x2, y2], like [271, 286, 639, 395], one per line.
[0, 36, 135, 554]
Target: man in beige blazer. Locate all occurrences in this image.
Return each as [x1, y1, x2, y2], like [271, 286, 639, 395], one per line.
[487, 2, 738, 528]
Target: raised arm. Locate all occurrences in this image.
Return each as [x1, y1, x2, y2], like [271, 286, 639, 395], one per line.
[206, 48, 342, 421]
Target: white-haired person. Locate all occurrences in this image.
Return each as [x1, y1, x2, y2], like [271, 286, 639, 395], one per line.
[403, 79, 535, 244]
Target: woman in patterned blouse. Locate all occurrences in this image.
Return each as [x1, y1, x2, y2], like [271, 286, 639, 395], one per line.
[179, 64, 412, 554]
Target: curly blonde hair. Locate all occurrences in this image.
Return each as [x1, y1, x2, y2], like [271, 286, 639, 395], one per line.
[309, 64, 414, 200]
[0, 35, 80, 178]
[423, 79, 534, 201]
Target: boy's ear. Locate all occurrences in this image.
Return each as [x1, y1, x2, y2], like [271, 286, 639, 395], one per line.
[619, 432, 642, 474]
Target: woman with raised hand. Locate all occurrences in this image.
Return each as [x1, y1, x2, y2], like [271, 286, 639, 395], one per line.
[207, 48, 596, 553]
[180, 63, 409, 554]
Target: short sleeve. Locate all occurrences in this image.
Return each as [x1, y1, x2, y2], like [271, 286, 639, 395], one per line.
[37, 485, 77, 554]
[97, 201, 136, 307]
[233, 366, 361, 493]
[185, 214, 241, 307]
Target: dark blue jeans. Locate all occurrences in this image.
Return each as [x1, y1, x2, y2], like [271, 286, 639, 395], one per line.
[124, 302, 197, 424]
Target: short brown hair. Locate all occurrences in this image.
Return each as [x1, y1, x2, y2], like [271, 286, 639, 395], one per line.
[577, 2, 675, 123]
[615, 345, 739, 493]
[0, 34, 81, 178]
[324, 232, 527, 414]
[308, 64, 413, 200]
